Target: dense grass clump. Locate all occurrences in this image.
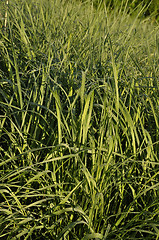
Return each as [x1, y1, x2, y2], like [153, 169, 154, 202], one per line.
[0, 0, 159, 239]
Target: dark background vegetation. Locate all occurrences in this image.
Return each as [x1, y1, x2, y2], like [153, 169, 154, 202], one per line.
[77, 0, 159, 20]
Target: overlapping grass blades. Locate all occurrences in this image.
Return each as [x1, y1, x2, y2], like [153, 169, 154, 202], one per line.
[0, 0, 159, 239]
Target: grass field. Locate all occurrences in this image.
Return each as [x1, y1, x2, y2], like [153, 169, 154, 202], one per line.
[0, 0, 159, 239]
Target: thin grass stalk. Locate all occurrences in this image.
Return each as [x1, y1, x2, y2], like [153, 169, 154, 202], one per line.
[4, 0, 8, 30]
